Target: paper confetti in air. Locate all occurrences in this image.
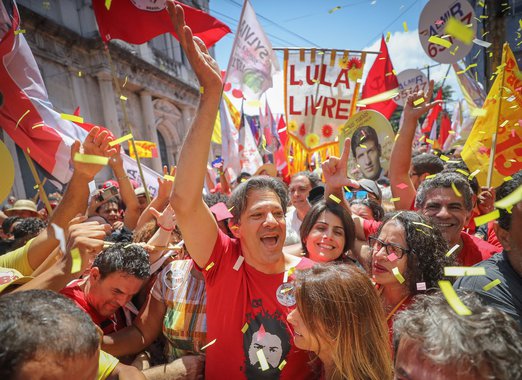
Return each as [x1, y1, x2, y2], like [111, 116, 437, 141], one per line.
[386, 31, 391, 42]
[494, 185, 522, 209]
[201, 339, 217, 351]
[440, 155, 450, 162]
[15, 110, 30, 129]
[425, 138, 434, 144]
[328, 6, 342, 14]
[444, 267, 486, 276]
[51, 223, 66, 254]
[439, 280, 472, 316]
[403, 21, 408, 32]
[428, 35, 452, 48]
[328, 194, 341, 204]
[445, 17, 474, 44]
[392, 267, 405, 284]
[446, 244, 460, 257]
[416, 282, 427, 291]
[205, 262, 215, 271]
[425, 174, 437, 180]
[396, 183, 408, 190]
[278, 360, 287, 371]
[164, 174, 175, 182]
[32, 122, 44, 129]
[472, 38, 492, 48]
[455, 169, 470, 177]
[483, 279, 501, 291]
[468, 169, 480, 179]
[451, 182, 462, 197]
[73, 153, 109, 165]
[241, 323, 249, 333]
[233, 256, 245, 271]
[105, 0, 111, 10]
[387, 252, 398, 262]
[504, 176, 513, 182]
[412, 222, 433, 229]
[108, 133, 133, 147]
[70, 248, 82, 274]
[14, 29, 26, 35]
[60, 113, 83, 123]
[474, 209, 500, 226]
[119, 95, 127, 101]
[257, 349, 270, 371]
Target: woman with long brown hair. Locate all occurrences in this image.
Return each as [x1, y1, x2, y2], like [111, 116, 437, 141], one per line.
[287, 263, 393, 380]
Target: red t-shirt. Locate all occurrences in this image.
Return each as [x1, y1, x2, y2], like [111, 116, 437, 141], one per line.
[458, 231, 500, 266]
[60, 279, 125, 335]
[200, 229, 317, 380]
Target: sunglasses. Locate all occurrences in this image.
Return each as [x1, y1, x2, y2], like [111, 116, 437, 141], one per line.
[344, 190, 369, 200]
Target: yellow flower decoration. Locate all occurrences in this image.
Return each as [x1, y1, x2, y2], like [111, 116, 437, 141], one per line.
[305, 133, 320, 149]
[338, 57, 349, 70]
[348, 68, 363, 81]
[288, 120, 298, 133]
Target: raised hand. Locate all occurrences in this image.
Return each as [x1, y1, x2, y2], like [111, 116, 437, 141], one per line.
[150, 204, 176, 232]
[402, 79, 443, 122]
[322, 138, 359, 191]
[157, 165, 176, 201]
[167, 2, 222, 92]
[71, 126, 117, 180]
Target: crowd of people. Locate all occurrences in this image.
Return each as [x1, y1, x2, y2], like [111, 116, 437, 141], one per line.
[1, 4, 521, 380]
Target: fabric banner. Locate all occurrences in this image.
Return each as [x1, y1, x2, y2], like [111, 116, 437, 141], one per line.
[420, 88, 443, 134]
[284, 48, 364, 172]
[92, 0, 230, 47]
[452, 62, 487, 110]
[225, 0, 279, 100]
[128, 140, 158, 159]
[462, 43, 522, 188]
[220, 94, 241, 182]
[238, 114, 263, 174]
[121, 154, 161, 198]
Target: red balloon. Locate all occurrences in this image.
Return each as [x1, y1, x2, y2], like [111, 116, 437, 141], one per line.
[232, 89, 244, 99]
[223, 82, 232, 92]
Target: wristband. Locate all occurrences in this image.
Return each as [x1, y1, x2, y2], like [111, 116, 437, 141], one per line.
[158, 223, 174, 232]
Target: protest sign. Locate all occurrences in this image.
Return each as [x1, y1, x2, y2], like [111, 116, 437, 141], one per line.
[393, 69, 429, 107]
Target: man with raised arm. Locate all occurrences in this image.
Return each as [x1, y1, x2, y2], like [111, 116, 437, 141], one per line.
[167, 4, 315, 379]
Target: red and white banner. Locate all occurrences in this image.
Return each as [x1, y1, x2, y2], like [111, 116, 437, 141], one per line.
[92, 0, 230, 47]
[220, 94, 242, 182]
[225, 0, 279, 100]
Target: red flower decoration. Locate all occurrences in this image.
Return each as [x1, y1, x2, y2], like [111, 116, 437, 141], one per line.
[347, 57, 362, 70]
[299, 123, 306, 136]
[322, 124, 333, 138]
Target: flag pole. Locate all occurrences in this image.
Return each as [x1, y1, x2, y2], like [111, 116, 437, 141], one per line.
[32, 178, 48, 203]
[486, 43, 507, 188]
[103, 44, 151, 203]
[23, 150, 52, 215]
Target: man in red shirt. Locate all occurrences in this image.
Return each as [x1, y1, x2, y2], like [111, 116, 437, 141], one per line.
[60, 243, 149, 334]
[166, 4, 316, 379]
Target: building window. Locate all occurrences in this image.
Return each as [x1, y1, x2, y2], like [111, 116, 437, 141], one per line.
[157, 130, 169, 168]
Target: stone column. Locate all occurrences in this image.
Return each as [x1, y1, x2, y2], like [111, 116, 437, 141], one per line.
[140, 91, 162, 172]
[69, 67, 92, 121]
[96, 71, 122, 137]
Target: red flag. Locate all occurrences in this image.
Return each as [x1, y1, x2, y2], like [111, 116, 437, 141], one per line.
[360, 36, 399, 119]
[438, 111, 451, 148]
[92, 0, 231, 47]
[421, 88, 443, 134]
[274, 116, 289, 182]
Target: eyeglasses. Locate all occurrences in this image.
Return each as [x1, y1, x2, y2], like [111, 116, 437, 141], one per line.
[344, 190, 369, 200]
[368, 236, 411, 259]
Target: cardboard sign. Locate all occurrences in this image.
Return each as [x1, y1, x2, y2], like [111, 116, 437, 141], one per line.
[418, 0, 477, 64]
[393, 69, 430, 106]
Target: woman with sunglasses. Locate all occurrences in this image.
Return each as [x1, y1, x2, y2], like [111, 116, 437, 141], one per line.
[369, 211, 455, 338]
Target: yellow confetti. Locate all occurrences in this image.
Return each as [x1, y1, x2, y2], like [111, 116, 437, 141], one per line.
[328, 194, 341, 204]
[444, 267, 486, 276]
[257, 349, 270, 371]
[439, 280, 472, 316]
[504, 176, 513, 182]
[390, 197, 401, 202]
[32, 122, 44, 129]
[499, 120, 509, 128]
[468, 169, 480, 179]
[426, 138, 434, 144]
[428, 35, 452, 48]
[359, 144, 367, 149]
[119, 95, 127, 101]
[483, 279, 501, 291]
[241, 323, 249, 333]
[451, 182, 462, 197]
[494, 185, 522, 209]
[425, 174, 437, 179]
[474, 209, 500, 226]
[278, 360, 287, 371]
[205, 262, 215, 271]
[201, 338, 217, 351]
[413, 98, 425, 106]
[15, 110, 30, 130]
[73, 153, 109, 165]
[60, 113, 83, 123]
[412, 222, 433, 229]
[392, 267, 405, 284]
[440, 155, 450, 162]
[164, 174, 175, 182]
[14, 29, 26, 35]
[109, 133, 133, 147]
[70, 248, 82, 274]
[445, 17, 474, 44]
[78, 71, 82, 77]
[328, 6, 342, 14]
[446, 244, 460, 257]
[199, 86, 205, 94]
[105, 0, 112, 10]
[403, 21, 408, 32]
[455, 169, 470, 177]
[386, 31, 391, 43]
[122, 76, 128, 87]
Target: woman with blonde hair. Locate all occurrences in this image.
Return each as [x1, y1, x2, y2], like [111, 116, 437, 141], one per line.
[287, 263, 393, 380]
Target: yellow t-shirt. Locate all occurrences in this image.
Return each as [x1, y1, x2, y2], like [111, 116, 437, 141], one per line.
[97, 350, 119, 380]
[0, 238, 35, 276]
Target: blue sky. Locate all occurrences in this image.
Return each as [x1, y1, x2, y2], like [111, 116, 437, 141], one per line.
[208, 0, 468, 114]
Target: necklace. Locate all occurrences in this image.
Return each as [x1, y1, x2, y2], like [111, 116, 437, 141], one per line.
[385, 295, 409, 321]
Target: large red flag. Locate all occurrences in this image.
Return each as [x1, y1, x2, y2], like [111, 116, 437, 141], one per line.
[421, 88, 443, 134]
[360, 36, 399, 119]
[93, 0, 230, 47]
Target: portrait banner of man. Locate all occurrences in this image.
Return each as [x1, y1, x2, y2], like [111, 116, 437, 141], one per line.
[340, 110, 395, 181]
